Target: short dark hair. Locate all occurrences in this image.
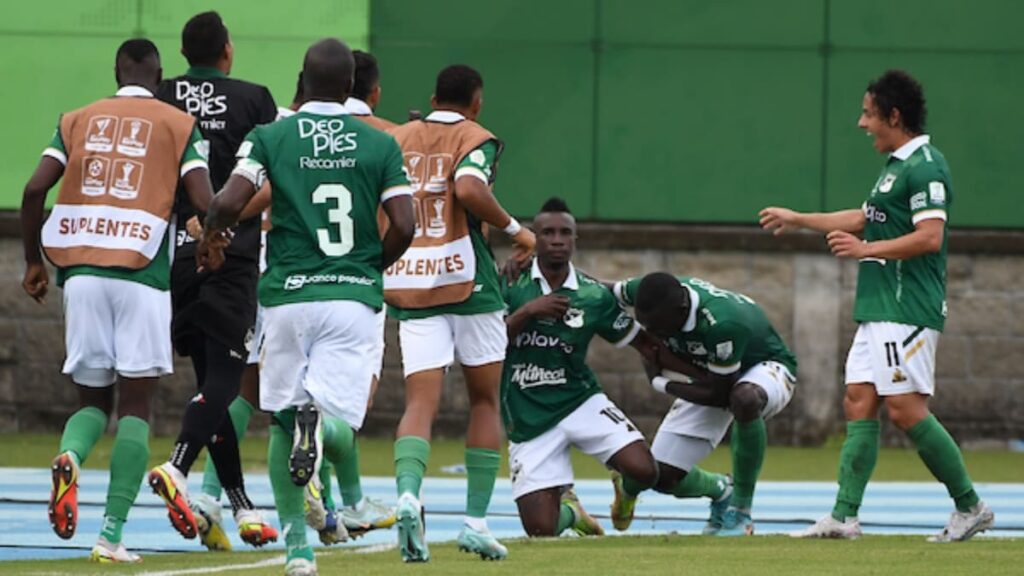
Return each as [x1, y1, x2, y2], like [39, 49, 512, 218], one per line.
[867, 69, 927, 135]
[540, 197, 571, 214]
[635, 272, 686, 315]
[181, 11, 229, 67]
[292, 72, 305, 105]
[116, 38, 159, 64]
[435, 64, 483, 108]
[352, 50, 380, 102]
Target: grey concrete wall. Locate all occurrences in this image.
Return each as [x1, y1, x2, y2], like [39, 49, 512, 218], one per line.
[2, 222, 1023, 446]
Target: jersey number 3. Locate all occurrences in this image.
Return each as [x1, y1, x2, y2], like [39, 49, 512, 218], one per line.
[312, 183, 354, 256]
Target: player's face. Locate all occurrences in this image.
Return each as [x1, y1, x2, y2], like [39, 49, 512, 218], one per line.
[858, 92, 897, 154]
[534, 212, 576, 266]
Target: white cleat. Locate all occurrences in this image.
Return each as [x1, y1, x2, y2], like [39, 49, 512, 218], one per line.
[90, 536, 142, 563]
[928, 502, 995, 543]
[285, 557, 318, 576]
[303, 476, 328, 531]
[790, 514, 862, 539]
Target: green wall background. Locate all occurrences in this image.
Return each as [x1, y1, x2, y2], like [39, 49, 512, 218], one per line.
[4, 1, 1021, 228]
[371, 0, 1024, 227]
[1, 0, 368, 209]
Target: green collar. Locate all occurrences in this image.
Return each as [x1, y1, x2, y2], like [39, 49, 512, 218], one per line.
[185, 66, 227, 79]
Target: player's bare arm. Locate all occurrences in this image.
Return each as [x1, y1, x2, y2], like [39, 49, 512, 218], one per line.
[238, 181, 271, 222]
[199, 173, 254, 270]
[19, 156, 65, 303]
[759, 207, 865, 235]
[505, 294, 570, 339]
[380, 193, 416, 269]
[453, 175, 535, 261]
[827, 218, 944, 260]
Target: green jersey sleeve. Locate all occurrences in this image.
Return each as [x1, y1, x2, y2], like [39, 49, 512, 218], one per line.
[231, 127, 270, 188]
[906, 162, 950, 225]
[380, 136, 412, 202]
[180, 124, 209, 177]
[42, 117, 67, 165]
[455, 140, 498, 185]
[595, 291, 640, 347]
[705, 321, 750, 375]
[614, 277, 641, 307]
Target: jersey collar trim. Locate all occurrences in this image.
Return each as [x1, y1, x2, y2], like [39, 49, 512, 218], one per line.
[184, 66, 228, 80]
[115, 85, 153, 98]
[531, 259, 579, 295]
[344, 97, 373, 116]
[298, 101, 350, 116]
[426, 110, 466, 124]
[890, 134, 930, 161]
[682, 284, 700, 332]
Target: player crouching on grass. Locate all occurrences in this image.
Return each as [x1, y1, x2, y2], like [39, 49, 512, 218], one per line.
[609, 273, 797, 536]
[502, 198, 659, 537]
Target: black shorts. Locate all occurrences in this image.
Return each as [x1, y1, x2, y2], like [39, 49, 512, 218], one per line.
[171, 256, 258, 358]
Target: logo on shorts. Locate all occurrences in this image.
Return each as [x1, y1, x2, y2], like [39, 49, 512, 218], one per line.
[563, 308, 584, 329]
[892, 368, 907, 383]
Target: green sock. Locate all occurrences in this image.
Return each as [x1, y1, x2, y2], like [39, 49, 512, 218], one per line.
[59, 406, 107, 465]
[556, 502, 575, 533]
[908, 415, 980, 512]
[323, 417, 355, 464]
[337, 438, 364, 507]
[832, 419, 880, 521]
[465, 448, 500, 519]
[269, 418, 311, 560]
[671, 467, 729, 500]
[103, 416, 150, 544]
[394, 436, 430, 498]
[202, 396, 254, 499]
[319, 460, 337, 511]
[730, 418, 767, 511]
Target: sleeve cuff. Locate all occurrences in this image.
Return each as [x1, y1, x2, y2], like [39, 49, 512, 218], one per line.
[232, 158, 266, 188]
[42, 148, 67, 166]
[612, 281, 627, 306]
[454, 166, 489, 185]
[180, 159, 208, 178]
[611, 321, 641, 348]
[380, 185, 413, 203]
[912, 209, 947, 225]
[708, 362, 741, 375]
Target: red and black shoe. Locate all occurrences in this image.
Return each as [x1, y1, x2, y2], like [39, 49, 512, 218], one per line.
[48, 452, 79, 539]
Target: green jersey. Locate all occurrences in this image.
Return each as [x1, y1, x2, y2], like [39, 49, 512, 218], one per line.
[233, 101, 410, 308]
[855, 135, 950, 331]
[43, 90, 208, 291]
[502, 261, 640, 443]
[616, 275, 797, 376]
[388, 139, 504, 320]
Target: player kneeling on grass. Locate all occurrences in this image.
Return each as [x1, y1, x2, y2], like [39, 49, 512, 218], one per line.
[503, 198, 658, 537]
[609, 273, 797, 536]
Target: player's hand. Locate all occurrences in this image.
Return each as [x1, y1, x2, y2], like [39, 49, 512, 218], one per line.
[826, 230, 868, 259]
[22, 262, 49, 304]
[759, 206, 802, 235]
[196, 230, 230, 272]
[510, 227, 536, 263]
[186, 215, 203, 240]
[527, 294, 570, 320]
[501, 255, 532, 283]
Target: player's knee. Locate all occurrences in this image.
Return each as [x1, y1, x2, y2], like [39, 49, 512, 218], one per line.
[886, 399, 929, 432]
[729, 383, 766, 422]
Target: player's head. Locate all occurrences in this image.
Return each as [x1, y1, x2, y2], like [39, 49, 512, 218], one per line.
[302, 38, 355, 103]
[431, 65, 483, 120]
[181, 11, 233, 75]
[634, 272, 690, 339]
[858, 69, 927, 154]
[115, 38, 162, 92]
[352, 50, 382, 110]
[534, 197, 576, 268]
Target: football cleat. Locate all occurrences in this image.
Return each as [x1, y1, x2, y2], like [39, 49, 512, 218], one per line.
[303, 475, 328, 530]
[192, 493, 232, 551]
[563, 487, 604, 536]
[396, 493, 429, 562]
[284, 557, 317, 576]
[290, 403, 323, 487]
[457, 524, 508, 561]
[235, 508, 279, 547]
[317, 508, 349, 545]
[48, 452, 79, 540]
[928, 502, 994, 543]
[716, 507, 754, 536]
[148, 462, 198, 539]
[790, 514, 862, 539]
[703, 477, 734, 535]
[609, 472, 635, 532]
[89, 536, 142, 563]
[341, 497, 397, 538]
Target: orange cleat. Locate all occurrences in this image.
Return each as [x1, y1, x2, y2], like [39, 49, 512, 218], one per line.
[148, 463, 198, 539]
[48, 452, 79, 540]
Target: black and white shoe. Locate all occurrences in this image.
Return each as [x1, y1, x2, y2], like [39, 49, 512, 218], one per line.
[289, 403, 323, 487]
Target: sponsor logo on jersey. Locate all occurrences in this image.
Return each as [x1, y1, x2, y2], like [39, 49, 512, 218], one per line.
[612, 312, 632, 331]
[175, 80, 228, 120]
[877, 173, 897, 193]
[910, 192, 927, 210]
[929, 181, 946, 204]
[563, 308, 584, 329]
[283, 273, 375, 290]
[864, 203, 888, 223]
[716, 341, 734, 361]
[513, 330, 574, 354]
[298, 117, 358, 158]
[509, 363, 567, 388]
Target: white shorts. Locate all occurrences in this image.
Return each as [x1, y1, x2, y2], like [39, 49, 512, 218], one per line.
[259, 300, 378, 430]
[398, 311, 507, 377]
[246, 304, 264, 365]
[508, 393, 645, 500]
[62, 275, 173, 386]
[653, 360, 795, 470]
[845, 322, 939, 396]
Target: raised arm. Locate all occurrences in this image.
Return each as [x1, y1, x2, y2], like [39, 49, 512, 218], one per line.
[759, 206, 865, 235]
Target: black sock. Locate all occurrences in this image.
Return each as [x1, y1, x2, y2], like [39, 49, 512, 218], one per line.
[207, 409, 246, 494]
[170, 335, 244, 475]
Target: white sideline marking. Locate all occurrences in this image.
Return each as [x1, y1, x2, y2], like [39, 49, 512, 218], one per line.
[136, 556, 284, 576]
[352, 543, 396, 554]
